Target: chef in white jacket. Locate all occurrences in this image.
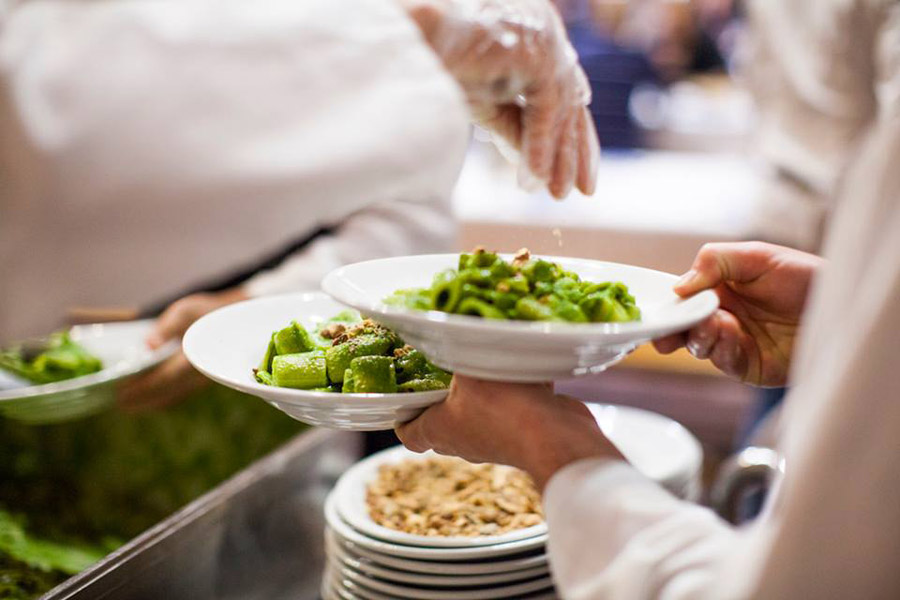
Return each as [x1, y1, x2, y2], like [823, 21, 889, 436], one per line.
[0, 0, 599, 406]
[397, 1, 900, 597]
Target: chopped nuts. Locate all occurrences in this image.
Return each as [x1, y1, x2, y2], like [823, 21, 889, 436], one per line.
[319, 323, 346, 340]
[366, 457, 543, 537]
[393, 345, 413, 358]
[512, 248, 531, 266]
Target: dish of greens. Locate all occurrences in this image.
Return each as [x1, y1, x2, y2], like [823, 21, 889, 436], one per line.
[253, 312, 450, 394]
[0, 331, 102, 386]
[385, 248, 641, 323]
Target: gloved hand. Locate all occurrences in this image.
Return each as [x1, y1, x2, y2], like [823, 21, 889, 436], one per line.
[401, 0, 599, 198]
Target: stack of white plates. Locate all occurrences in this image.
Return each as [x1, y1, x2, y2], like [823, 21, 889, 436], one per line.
[322, 406, 704, 599]
[322, 445, 555, 600]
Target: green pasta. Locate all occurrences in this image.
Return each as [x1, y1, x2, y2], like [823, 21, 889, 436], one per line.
[398, 378, 447, 393]
[271, 351, 327, 389]
[0, 331, 103, 385]
[345, 356, 397, 394]
[253, 314, 450, 394]
[394, 349, 428, 383]
[325, 335, 393, 384]
[385, 247, 641, 324]
[273, 321, 315, 355]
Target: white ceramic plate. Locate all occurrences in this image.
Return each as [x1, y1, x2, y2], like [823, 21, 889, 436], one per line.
[326, 494, 546, 561]
[182, 293, 449, 431]
[326, 529, 548, 575]
[322, 254, 718, 382]
[326, 531, 549, 586]
[327, 567, 559, 600]
[335, 446, 546, 548]
[334, 406, 702, 552]
[590, 404, 704, 497]
[328, 557, 553, 600]
[0, 320, 177, 423]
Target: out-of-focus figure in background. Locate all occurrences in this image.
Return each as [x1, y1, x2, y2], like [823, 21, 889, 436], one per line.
[0, 0, 600, 409]
[741, 0, 899, 251]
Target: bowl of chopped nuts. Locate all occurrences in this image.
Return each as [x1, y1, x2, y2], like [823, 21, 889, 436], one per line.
[333, 445, 547, 548]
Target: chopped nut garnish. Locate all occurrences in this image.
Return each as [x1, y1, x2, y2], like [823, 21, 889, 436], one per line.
[496, 281, 511, 293]
[512, 248, 531, 266]
[319, 323, 346, 340]
[393, 345, 413, 358]
[330, 319, 397, 346]
[472, 245, 487, 255]
[366, 457, 543, 537]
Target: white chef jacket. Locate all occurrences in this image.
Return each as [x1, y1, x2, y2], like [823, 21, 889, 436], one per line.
[544, 3, 900, 598]
[742, 0, 900, 250]
[0, 0, 468, 343]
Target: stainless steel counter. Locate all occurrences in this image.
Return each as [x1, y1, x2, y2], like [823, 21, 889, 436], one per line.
[43, 429, 361, 600]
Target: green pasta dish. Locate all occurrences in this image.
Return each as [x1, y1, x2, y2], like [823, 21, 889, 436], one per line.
[254, 312, 450, 394]
[386, 248, 641, 323]
[0, 331, 103, 385]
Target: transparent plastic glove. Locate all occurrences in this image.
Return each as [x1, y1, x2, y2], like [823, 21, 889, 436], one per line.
[402, 0, 600, 198]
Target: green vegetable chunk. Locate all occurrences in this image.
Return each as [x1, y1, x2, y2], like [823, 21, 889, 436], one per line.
[431, 270, 463, 312]
[325, 334, 393, 384]
[273, 321, 315, 355]
[514, 297, 556, 321]
[341, 368, 356, 393]
[394, 349, 428, 383]
[548, 296, 589, 322]
[258, 335, 277, 373]
[348, 356, 397, 393]
[398, 378, 447, 392]
[255, 370, 274, 386]
[272, 351, 328, 389]
[457, 297, 507, 319]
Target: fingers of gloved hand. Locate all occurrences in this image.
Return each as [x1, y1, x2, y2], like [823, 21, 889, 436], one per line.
[117, 352, 206, 412]
[548, 110, 577, 199]
[574, 106, 599, 195]
[521, 99, 560, 185]
[674, 241, 780, 297]
[475, 103, 524, 150]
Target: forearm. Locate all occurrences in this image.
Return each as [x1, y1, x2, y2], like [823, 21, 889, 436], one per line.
[544, 459, 748, 599]
[244, 197, 457, 297]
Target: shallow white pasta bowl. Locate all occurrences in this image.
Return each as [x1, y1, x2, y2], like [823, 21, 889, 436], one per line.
[321, 254, 719, 382]
[182, 292, 448, 431]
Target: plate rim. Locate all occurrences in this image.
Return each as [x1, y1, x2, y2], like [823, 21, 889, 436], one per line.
[325, 529, 549, 575]
[327, 535, 550, 587]
[330, 558, 553, 600]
